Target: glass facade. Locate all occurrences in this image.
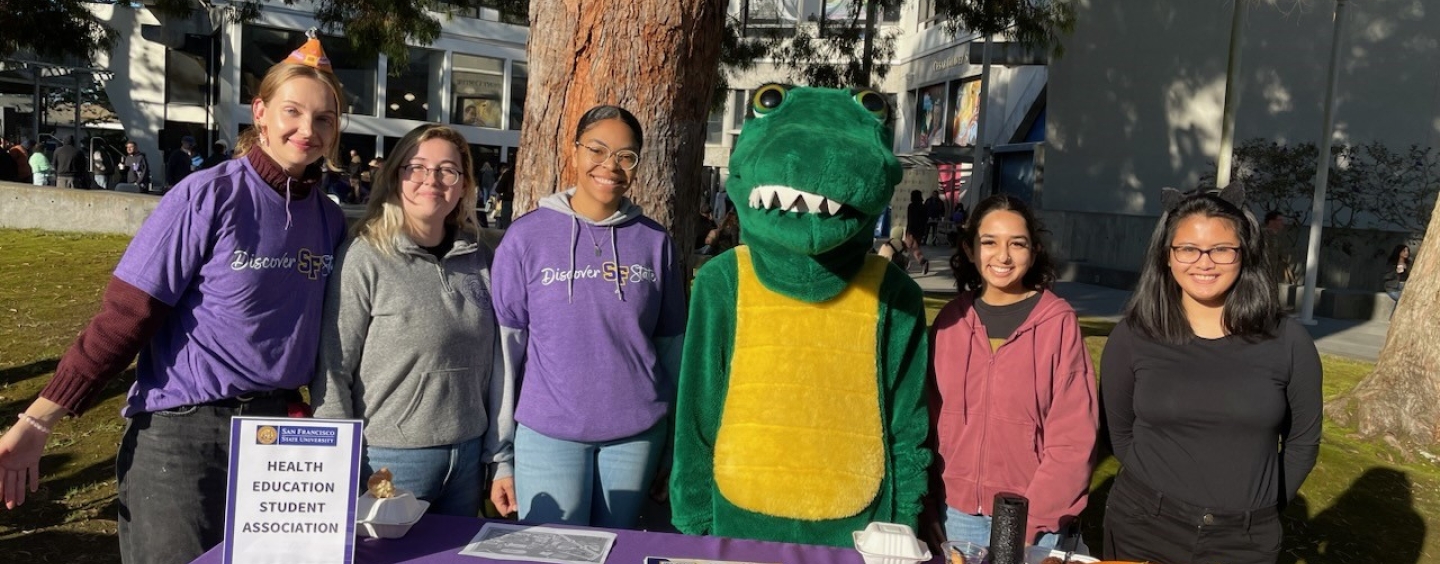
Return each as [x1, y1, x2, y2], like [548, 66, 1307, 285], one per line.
[240, 25, 378, 116]
[509, 61, 528, 131]
[166, 33, 218, 107]
[452, 54, 506, 128]
[386, 47, 440, 121]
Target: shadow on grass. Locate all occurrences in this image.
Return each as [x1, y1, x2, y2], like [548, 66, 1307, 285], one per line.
[0, 453, 119, 530]
[0, 527, 119, 563]
[0, 358, 59, 386]
[1280, 468, 1425, 564]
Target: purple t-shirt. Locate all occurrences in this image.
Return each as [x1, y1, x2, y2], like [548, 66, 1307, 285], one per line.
[490, 207, 686, 442]
[115, 157, 346, 416]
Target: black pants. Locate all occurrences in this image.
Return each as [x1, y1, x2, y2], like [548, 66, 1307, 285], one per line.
[116, 394, 288, 564]
[1103, 471, 1282, 564]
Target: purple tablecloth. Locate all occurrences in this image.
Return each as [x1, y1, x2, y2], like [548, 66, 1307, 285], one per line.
[190, 514, 882, 564]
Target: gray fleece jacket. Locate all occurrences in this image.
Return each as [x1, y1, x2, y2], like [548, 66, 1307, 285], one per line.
[312, 229, 514, 470]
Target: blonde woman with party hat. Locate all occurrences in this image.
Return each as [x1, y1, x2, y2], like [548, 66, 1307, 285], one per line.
[0, 30, 349, 564]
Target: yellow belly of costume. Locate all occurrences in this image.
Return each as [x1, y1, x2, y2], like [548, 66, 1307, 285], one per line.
[714, 246, 887, 520]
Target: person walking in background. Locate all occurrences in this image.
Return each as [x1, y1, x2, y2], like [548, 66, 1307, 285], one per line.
[121, 140, 150, 191]
[28, 143, 51, 186]
[92, 143, 114, 190]
[1383, 243, 1411, 310]
[479, 161, 496, 203]
[166, 135, 198, 189]
[200, 140, 229, 170]
[312, 124, 513, 517]
[1100, 188, 1321, 564]
[52, 136, 82, 189]
[0, 139, 17, 182]
[10, 138, 33, 182]
[494, 162, 515, 229]
[924, 190, 944, 244]
[487, 105, 686, 528]
[904, 190, 930, 273]
[0, 32, 350, 564]
[927, 194, 1098, 552]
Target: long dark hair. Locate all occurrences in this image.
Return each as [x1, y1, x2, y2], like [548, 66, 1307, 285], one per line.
[1123, 192, 1282, 343]
[1388, 244, 1410, 266]
[948, 194, 1056, 293]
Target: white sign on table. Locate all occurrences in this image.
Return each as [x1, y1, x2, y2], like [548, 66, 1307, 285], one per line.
[223, 416, 363, 564]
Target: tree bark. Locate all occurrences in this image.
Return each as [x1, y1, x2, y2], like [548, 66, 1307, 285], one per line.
[514, 0, 725, 258]
[1326, 198, 1440, 444]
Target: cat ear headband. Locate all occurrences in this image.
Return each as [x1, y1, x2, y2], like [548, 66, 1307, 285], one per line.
[1161, 181, 1246, 213]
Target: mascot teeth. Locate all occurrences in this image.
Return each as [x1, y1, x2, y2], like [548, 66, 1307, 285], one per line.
[748, 185, 845, 216]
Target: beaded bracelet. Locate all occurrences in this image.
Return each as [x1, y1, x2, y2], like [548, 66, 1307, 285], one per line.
[17, 414, 52, 435]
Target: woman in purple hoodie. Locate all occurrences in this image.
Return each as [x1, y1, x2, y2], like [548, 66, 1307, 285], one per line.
[927, 195, 1098, 552]
[488, 105, 686, 528]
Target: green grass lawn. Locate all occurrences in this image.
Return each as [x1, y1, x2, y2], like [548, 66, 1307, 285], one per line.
[0, 230, 1433, 563]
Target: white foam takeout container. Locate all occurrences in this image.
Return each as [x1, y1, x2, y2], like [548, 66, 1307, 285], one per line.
[355, 489, 429, 539]
[852, 522, 932, 564]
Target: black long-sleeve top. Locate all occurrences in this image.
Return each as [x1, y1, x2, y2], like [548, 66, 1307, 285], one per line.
[1100, 318, 1322, 511]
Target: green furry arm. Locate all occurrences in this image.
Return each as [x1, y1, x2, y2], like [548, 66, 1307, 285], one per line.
[670, 252, 739, 535]
[880, 265, 932, 527]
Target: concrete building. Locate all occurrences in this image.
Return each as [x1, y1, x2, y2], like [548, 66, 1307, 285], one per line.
[10, 0, 1435, 296]
[81, 1, 529, 188]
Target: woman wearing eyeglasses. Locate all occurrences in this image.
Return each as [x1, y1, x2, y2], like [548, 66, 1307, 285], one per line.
[487, 105, 686, 528]
[1100, 189, 1322, 564]
[311, 123, 513, 517]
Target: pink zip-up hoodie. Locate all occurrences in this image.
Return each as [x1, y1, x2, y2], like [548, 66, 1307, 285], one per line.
[929, 289, 1098, 541]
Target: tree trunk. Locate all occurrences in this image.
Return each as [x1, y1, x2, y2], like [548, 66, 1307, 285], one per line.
[514, 0, 725, 258]
[1326, 198, 1440, 444]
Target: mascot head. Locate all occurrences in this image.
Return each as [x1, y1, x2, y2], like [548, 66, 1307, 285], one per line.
[727, 84, 904, 257]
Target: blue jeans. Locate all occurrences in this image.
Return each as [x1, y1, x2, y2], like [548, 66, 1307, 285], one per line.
[117, 395, 289, 564]
[942, 506, 1090, 554]
[363, 436, 483, 518]
[514, 420, 666, 528]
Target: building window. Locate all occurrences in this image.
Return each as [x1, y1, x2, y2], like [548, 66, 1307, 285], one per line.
[730, 89, 748, 130]
[705, 104, 724, 146]
[509, 61, 527, 131]
[240, 25, 377, 116]
[386, 47, 439, 121]
[436, 1, 528, 25]
[740, 0, 798, 38]
[817, 0, 900, 37]
[166, 33, 217, 107]
[917, 0, 941, 29]
[452, 54, 505, 129]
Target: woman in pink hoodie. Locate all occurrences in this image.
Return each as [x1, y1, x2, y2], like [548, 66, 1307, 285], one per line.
[927, 194, 1099, 552]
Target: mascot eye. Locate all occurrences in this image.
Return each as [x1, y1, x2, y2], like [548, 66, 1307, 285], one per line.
[752, 84, 789, 116]
[853, 89, 888, 121]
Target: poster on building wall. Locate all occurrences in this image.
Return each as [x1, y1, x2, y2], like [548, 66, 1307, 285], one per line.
[458, 97, 503, 129]
[912, 83, 947, 149]
[951, 79, 981, 147]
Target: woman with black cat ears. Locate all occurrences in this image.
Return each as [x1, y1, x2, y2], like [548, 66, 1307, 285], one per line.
[1100, 186, 1322, 564]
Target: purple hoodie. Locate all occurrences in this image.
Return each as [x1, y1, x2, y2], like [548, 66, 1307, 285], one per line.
[490, 189, 686, 450]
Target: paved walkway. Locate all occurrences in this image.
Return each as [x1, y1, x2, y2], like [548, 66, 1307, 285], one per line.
[908, 244, 1388, 363]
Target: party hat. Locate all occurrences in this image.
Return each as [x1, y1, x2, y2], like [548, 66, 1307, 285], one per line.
[284, 28, 333, 72]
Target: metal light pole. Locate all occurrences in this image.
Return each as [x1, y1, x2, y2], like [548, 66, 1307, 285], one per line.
[1215, 0, 1247, 187]
[968, 36, 993, 208]
[1298, 0, 1349, 325]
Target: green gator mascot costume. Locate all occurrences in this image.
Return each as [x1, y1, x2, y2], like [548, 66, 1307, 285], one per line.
[671, 84, 931, 547]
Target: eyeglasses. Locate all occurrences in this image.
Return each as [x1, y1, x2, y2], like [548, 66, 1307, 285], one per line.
[1170, 245, 1241, 265]
[574, 142, 640, 171]
[401, 164, 463, 186]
